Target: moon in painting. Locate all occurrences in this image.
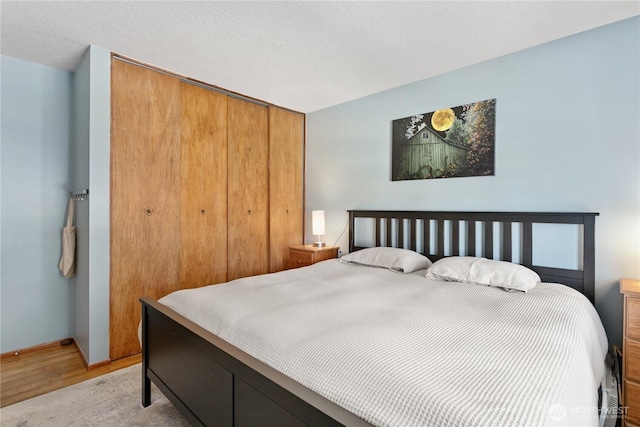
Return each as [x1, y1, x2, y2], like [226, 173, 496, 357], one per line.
[431, 108, 456, 131]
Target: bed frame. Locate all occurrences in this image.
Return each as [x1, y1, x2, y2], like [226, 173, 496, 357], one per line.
[140, 210, 598, 426]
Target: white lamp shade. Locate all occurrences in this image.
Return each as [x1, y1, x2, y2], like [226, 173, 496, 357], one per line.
[312, 210, 326, 235]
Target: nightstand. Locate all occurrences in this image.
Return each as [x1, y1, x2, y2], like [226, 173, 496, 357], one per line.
[621, 278, 640, 426]
[286, 245, 339, 269]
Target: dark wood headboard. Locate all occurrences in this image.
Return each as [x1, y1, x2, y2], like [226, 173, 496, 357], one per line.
[348, 210, 599, 303]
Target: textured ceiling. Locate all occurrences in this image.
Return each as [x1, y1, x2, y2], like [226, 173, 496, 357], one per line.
[1, 1, 638, 112]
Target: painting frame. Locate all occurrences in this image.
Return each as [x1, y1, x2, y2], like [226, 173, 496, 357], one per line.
[391, 98, 496, 181]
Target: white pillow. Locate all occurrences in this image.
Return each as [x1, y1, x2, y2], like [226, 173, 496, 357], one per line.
[425, 256, 540, 292]
[339, 247, 432, 273]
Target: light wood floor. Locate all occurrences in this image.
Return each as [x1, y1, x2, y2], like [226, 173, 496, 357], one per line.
[0, 342, 140, 408]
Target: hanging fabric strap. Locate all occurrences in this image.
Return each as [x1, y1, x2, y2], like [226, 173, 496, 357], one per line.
[59, 198, 77, 278]
[66, 198, 75, 227]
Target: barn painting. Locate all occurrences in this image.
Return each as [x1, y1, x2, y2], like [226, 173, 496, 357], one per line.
[392, 99, 496, 181]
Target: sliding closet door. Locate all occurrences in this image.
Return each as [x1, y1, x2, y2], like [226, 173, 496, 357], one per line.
[180, 83, 228, 288]
[227, 97, 269, 280]
[268, 107, 305, 272]
[110, 60, 181, 360]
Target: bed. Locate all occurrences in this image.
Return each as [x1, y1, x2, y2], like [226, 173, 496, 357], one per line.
[140, 210, 605, 426]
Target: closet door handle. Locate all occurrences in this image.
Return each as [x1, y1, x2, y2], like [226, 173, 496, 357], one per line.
[145, 209, 152, 216]
[201, 209, 206, 215]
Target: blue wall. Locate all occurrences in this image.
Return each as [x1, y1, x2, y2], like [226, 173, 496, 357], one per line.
[306, 17, 640, 348]
[1, 56, 74, 352]
[86, 45, 111, 365]
[71, 45, 111, 365]
[0, 47, 110, 363]
[72, 44, 91, 361]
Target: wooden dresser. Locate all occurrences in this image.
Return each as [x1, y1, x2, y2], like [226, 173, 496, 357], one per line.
[286, 245, 339, 269]
[622, 278, 640, 425]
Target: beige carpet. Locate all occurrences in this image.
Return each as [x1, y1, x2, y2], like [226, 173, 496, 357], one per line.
[0, 364, 190, 426]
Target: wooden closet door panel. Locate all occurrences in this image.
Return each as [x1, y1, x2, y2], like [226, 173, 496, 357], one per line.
[180, 82, 228, 288]
[268, 107, 305, 272]
[227, 97, 269, 280]
[110, 59, 181, 360]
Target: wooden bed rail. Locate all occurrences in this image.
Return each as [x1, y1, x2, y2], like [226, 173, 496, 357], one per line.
[141, 297, 372, 426]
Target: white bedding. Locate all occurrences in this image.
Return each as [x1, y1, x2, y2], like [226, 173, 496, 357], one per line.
[157, 259, 608, 427]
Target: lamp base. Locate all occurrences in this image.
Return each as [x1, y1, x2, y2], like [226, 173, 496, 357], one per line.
[312, 242, 326, 248]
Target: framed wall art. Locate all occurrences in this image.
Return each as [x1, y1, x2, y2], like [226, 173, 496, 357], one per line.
[392, 98, 496, 181]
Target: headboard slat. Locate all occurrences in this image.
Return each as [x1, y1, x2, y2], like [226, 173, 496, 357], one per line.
[409, 219, 417, 252]
[523, 222, 533, 266]
[386, 218, 392, 247]
[423, 220, 430, 256]
[484, 222, 493, 259]
[436, 219, 445, 257]
[467, 221, 476, 257]
[451, 221, 460, 256]
[502, 222, 512, 262]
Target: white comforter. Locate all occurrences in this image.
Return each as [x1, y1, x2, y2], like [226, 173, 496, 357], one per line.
[158, 259, 608, 427]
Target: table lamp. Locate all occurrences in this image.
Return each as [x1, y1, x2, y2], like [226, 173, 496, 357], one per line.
[312, 210, 326, 247]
